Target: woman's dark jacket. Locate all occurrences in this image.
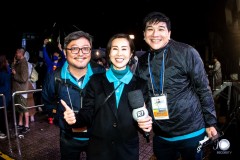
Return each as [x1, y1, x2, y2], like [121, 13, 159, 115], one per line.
[72, 73, 149, 160]
[0, 71, 11, 107]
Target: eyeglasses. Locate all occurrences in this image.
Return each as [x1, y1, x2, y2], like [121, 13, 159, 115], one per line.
[66, 47, 91, 54]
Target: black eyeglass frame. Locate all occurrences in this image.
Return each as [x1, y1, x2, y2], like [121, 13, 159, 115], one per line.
[66, 47, 91, 54]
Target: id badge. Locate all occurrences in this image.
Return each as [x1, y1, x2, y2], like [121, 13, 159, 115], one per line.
[151, 94, 169, 120]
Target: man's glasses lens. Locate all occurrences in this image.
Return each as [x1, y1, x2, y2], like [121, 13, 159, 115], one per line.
[67, 47, 91, 54]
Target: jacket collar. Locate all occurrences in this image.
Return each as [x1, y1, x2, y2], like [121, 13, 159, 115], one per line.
[60, 62, 93, 89]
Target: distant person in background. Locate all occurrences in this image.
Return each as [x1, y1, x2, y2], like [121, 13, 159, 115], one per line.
[212, 56, 222, 89]
[130, 55, 138, 73]
[43, 39, 66, 124]
[12, 47, 30, 134]
[95, 57, 109, 69]
[24, 51, 37, 122]
[0, 54, 11, 139]
[43, 38, 66, 72]
[36, 47, 47, 88]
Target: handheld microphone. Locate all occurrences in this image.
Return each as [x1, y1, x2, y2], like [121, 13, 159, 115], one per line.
[128, 89, 150, 143]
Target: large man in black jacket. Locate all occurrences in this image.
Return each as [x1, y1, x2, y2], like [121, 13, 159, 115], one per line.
[136, 12, 218, 160]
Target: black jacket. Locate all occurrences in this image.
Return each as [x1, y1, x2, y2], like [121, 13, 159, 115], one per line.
[136, 39, 217, 137]
[71, 73, 149, 160]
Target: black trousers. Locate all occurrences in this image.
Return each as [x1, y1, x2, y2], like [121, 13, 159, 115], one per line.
[60, 130, 89, 160]
[153, 132, 205, 160]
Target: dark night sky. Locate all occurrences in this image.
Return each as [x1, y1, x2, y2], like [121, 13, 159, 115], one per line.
[0, 0, 223, 58]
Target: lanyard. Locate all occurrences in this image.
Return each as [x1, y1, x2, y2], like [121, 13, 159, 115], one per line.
[148, 48, 167, 96]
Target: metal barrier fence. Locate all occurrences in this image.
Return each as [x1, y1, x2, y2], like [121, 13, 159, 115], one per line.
[213, 81, 240, 132]
[0, 94, 10, 140]
[12, 89, 44, 137]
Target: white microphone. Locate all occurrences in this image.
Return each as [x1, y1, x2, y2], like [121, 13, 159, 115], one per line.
[132, 104, 149, 121]
[128, 89, 150, 142]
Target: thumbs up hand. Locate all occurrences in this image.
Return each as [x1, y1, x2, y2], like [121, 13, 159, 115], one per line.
[61, 99, 76, 125]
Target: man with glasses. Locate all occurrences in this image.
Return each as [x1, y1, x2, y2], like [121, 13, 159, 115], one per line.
[42, 31, 106, 159]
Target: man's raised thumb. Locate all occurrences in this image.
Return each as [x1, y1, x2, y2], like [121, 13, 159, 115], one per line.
[61, 99, 71, 111]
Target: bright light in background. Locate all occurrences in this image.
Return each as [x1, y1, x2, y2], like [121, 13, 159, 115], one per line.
[129, 35, 135, 39]
[92, 49, 103, 59]
[95, 50, 100, 57]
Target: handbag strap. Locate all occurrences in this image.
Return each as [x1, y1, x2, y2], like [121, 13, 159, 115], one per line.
[92, 82, 123, 120]
[101, 82, 123, 106]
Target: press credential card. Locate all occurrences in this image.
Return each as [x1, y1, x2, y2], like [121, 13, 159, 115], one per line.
[151, 95, 169, 120]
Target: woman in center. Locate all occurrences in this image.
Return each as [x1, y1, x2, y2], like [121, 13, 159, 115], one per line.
[62, 33, 152, 160]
